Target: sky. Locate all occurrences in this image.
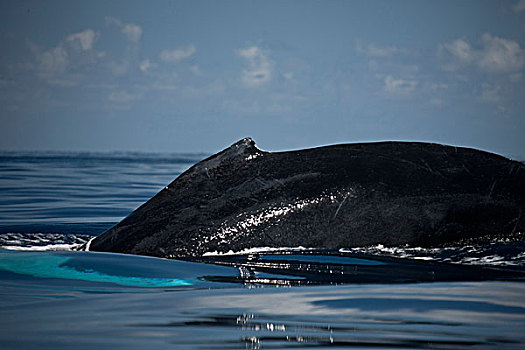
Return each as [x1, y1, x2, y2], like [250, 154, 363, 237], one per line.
[1, 0, 524, 158]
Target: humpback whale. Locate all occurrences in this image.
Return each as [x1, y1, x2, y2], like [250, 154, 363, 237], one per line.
[89, 138, 525, 258]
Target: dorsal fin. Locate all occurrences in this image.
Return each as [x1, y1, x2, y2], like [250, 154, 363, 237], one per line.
[223, 137, 260, 156]
[187, 137, 265, 175]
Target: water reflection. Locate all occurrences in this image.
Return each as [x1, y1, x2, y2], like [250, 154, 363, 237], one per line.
[1, 272, 524, 349]
[192, 251, 525, 285]
[115, 282, 525, 349]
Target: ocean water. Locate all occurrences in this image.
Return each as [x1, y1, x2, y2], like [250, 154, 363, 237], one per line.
[0, 151, 524, 349]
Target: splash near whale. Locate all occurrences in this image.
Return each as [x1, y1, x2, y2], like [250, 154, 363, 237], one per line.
[89, 138, 525, 258]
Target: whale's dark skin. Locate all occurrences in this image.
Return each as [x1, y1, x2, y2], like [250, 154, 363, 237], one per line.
[89, 138, 525, 258]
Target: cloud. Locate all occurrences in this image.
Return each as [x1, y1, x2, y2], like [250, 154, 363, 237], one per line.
[236, 45, 273, 87]
[139, 59, 153, 72]
[356, 40, 402, 57]
[478, 34, 524, 73]
[441, 38, 472, 62]
[509, 72, 522, 81]
[190, 65, 201, 75]
[440, 34, 525, 73]
[159, 45, 196, 62]
[121, 23, 142, 42]
[108, 90, 140, 103]
[35, 46, 69, 78]
[105, 17, 142, 42]
[30, 27, 100, 81]
[384, 75, 418, 95]
[107, 59, 130, 75]
[430, 83, 449, 90]
[31, 44, 95, 87]
[66, 29, 96, 51]
[479, 83, 502, 103]
[513, 0, 525, 13]
[430, 98, 443, 106]
[105, 16, 122, 26]
[104, 17, 143, 75]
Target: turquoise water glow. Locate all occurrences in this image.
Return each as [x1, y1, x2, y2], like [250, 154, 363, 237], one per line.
[0, 252, 191, 287]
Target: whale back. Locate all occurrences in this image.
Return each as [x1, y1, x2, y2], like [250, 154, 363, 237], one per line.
[89, 138, 525, 257]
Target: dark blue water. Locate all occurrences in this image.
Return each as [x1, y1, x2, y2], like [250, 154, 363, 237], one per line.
[1, 151, 524, 349]
[0, 151, 205, 235]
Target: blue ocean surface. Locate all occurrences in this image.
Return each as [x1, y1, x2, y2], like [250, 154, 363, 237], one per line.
[0, 151, 524, 349]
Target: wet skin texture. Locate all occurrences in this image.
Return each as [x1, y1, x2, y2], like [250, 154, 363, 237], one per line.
[90, 138, 525, 258]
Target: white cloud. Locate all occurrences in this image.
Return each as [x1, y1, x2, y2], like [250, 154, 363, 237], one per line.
[29, 28, 99, 85]
[236, 45, 273, 87]
[66, 29, 96, 51]
[479, 83, 502, 103]
[190, 65, 201, 75]
[478, 34, 524, 73]
[430, 98, 443, 106]
[356, 41, 401, 57]
[513, 0, 525, 13]
[509, 72, 523, 82]
[30, 28, 98, 80]
[37, 46, 69, 78]
[159, 45, 196, 62]
[151, 82, 178, 91]
[384, 75, 418, 95]
[108, 60, 129, 76]
[440, 34, 525, 73]
[139, 59, 153, 72]
[441, 38, 472, 62]
[103, 18, 143, 75]
[108, 90, 140, 103]
[105, 16, 122, 26]
[431, 83, 449, 90]
[122, 23, 142, 42]
[105, 17, 142, 42]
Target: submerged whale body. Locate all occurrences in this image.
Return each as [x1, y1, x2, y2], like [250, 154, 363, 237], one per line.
[89, 138, 525, 258]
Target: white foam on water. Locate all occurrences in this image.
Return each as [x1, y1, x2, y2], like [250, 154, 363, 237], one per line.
[340, 242, 525, 266]
[460, 255, 506, 265]
[412, 257, 434, 261]
[1, 244, 82, 251]
[0, 232, 93, 252]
